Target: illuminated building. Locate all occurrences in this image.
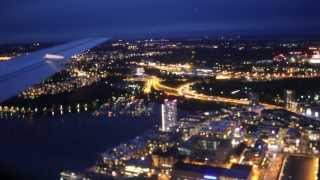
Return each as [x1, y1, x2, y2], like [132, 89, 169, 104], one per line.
[308, 53, 320, 64]
[152, 150, 177, 169]
[161, 99, 177, 132]
[136, 67, 145, 76]
[200, 120, 234, 139]
[124, 158, 154, 177]
[285, 90, 296, 111]
[284, 128, 301, 148]
[304, 107, 320, 120]
[178, 136, 233, 165]
[172, 162, 252, 180]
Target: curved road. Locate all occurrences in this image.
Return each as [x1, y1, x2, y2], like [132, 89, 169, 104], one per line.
[144, 76, 284, 110]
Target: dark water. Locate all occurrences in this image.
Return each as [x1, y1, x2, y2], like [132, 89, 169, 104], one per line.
[0, 112, 158, 179]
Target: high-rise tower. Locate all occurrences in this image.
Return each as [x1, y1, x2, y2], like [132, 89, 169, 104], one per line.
[285, 90, 296, 111]
[161, 99, 177, 132]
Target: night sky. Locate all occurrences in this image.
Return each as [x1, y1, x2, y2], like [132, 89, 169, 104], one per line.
[1, 0, 320, 43]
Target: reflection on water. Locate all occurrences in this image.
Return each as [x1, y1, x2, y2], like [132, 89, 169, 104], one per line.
[0, 102, 97, 120]
[0, 110, 159, 179]
[0, 99, 155, 120]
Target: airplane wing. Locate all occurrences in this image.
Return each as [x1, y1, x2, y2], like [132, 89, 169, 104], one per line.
[0, 37, 110, 102]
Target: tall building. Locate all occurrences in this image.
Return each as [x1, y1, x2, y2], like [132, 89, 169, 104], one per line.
[161, 99, 177, 132]
[285, 90, 296, 111]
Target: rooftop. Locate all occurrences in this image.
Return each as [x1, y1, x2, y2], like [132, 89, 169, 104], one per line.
[173, 162, 252, 179]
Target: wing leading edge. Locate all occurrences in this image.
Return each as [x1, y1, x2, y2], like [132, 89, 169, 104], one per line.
[0, 37, 110, 102]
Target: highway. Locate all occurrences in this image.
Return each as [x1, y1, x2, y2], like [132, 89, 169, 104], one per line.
[144, 76, 284, 110]
[262, 154, 284, 180]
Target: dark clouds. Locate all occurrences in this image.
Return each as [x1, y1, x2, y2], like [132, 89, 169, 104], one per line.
[1, 0, 320, 43]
